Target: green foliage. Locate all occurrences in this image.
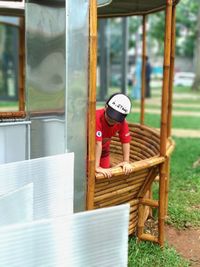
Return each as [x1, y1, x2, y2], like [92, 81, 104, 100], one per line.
[146, 0, 200, 58]
[176, 0, 199, 57]
[148, 13, 165, 55]
[129, 16, 142, 48]
[128, 238, 189, 267]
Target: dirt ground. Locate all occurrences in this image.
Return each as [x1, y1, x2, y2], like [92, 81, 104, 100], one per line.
[165, 225, 200, 266]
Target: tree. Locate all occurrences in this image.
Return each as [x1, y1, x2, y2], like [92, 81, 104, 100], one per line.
[192, 4, 200, 91]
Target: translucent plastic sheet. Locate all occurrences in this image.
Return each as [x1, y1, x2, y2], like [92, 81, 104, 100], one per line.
[0, 153, 74, 219]
[0, 184, 33, 226]
[0, 204, 129, 267]
[67, 0, 89, 211]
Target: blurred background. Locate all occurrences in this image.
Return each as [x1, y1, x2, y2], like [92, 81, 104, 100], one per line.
[96, 0, 200, 100]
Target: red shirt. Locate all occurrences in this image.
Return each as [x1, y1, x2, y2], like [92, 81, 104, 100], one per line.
[96, 108, 131, 157]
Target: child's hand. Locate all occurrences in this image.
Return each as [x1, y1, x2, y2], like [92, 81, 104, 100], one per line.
[117, 162, 133, 175]
[95, 166, 112, 178]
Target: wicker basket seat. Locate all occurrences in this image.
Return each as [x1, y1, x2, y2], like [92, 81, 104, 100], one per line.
[95, 123, 174, 236]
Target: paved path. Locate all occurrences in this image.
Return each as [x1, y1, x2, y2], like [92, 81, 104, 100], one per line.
[152, 92, 200, 100]
[134, 108, 200, 117]
[140, 100, 200, 109]
[171, 129, 200, 138]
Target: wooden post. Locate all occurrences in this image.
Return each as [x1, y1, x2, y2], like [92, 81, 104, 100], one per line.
[159, 0, 172, 247]
[165, 6, 176, 216]
[87, 0, 97, 210]
[140, 15, 147, 125]
[167, 6, 176, 138]
[19, 17, 25, 112]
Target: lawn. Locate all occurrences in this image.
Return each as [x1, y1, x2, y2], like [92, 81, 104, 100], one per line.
[0, 101, 18, 108]
[127, 112, 200, 130]
[128, 238, 189, 267]
[168, 137, 200, 228]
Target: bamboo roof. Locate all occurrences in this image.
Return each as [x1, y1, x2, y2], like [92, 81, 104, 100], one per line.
[98, 0, 180, 18]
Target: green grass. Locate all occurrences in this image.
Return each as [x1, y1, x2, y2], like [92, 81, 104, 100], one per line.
[128, 238, 189, 267]
[132, 102, 200, 112]
[173, 98, 200, 104]
[127, 112, 200, 130]
[0, 101, 18, 107]
[168, 137, 200, 228]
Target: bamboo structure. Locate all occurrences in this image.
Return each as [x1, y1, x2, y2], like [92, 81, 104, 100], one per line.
[88, 0, 180, 246]
[94, 123, 174, 240]
[140, 15, 147, 125]
[87, 0, 97, 210]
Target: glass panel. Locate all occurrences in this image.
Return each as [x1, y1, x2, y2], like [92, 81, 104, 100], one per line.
[0, 204, 129, 267]
[26, 1, 65, 113]
[66, 0, 89, 211]
[0, 184, 33, 226]
[0, 153, 74, 219]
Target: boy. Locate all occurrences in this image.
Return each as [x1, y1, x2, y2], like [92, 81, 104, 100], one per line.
[96, 93, 133, 178]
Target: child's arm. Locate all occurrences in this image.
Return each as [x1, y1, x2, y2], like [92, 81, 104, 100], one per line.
[116, 143, 133, 175]
[95, 141, 112, 178]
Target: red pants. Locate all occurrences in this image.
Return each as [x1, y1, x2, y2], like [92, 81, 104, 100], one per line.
[100, 155, 110, 168]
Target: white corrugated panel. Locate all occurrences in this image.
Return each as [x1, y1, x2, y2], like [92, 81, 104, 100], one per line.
[0, 204, 129, 267]
[0, 153, 74, 219]
[0, 184, 33, 226]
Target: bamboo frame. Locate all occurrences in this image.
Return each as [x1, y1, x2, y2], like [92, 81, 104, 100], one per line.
[159, 0, 173, 246]
[87, 0, 178, 246]
[87, 0, 97, 210]
[140, 15, 147, 125]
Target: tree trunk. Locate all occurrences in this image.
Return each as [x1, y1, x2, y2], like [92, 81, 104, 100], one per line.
[192, 5, 200, 91]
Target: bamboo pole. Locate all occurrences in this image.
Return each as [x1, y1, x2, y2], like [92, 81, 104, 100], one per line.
[87, 0, 97, 210]
[19, 17, 25, 112]
[165, 5, 176, 217]
[138, 167, 158, 197]
[139, 233, 158, 243]
[95, 156, 165, 180]
[160, 0, 172, 156]
[167, 6, 176, 138]
[159, 0, 173, 247]
[140, 198, 159, 207]
[140, 15, 147, 125]
[137, 203, 145, 239]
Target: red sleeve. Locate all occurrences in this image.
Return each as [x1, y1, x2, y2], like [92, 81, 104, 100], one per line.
[119, 120, 131, 143]
[96, 110, 103, 142]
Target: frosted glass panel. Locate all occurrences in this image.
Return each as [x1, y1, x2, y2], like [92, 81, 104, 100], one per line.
[26, 1, 65, 113]
[0, 153, 74, 219]
[0, 184, 33, 226]
[67, 0, 89, 211]
[0, 204, 129, 267]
